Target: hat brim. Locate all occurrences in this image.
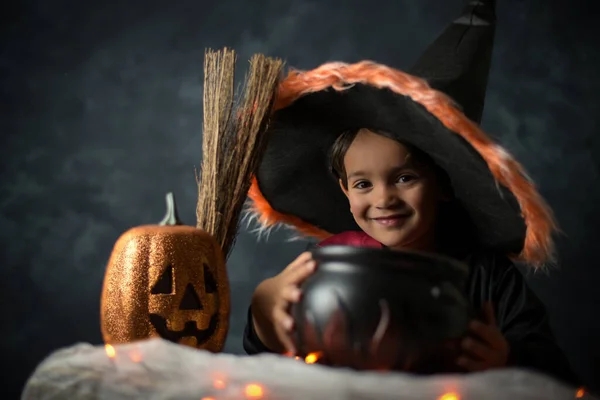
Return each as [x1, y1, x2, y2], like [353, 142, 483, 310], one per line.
[247, 62, 556, 267]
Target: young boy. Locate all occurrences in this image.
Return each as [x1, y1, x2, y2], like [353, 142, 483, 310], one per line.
[241, 0, 580, 387]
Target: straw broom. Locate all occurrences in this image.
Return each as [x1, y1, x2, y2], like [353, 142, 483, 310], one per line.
[196, 48, 284, 258]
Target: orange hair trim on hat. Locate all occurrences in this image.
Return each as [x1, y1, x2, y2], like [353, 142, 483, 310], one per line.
[247, 61, 558, 268]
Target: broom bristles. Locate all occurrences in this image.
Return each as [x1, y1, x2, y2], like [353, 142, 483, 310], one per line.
[197, 48, 284, 258]
[196, 48, 236, 242]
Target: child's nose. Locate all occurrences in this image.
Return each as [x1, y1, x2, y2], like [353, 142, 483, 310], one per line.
[373, 186, 402, 209]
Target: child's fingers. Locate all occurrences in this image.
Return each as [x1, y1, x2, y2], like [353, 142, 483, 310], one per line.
[286, 259, 317, 285]
[273, 308, 297, 354]
[277, 332, 296, 356]
[285, 252, 313, 272]
[456, 355, 486, 371]
[468, 320, 500, 348]
[461, 337, 492, 361]
[280, 285, 302, 303]
[273, 307, 294, 332]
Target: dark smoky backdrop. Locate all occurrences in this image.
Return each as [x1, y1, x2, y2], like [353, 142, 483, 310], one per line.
[1, 0, 599, 397]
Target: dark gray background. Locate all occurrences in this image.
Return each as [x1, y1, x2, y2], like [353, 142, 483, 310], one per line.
[2, 0, 599, 397]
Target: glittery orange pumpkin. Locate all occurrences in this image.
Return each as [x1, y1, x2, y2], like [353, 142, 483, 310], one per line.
[100, 193, 230, 352]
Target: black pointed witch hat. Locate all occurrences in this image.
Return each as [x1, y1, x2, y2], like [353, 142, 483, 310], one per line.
[410, 0, 496, 124]
[245, 0, 556, 267]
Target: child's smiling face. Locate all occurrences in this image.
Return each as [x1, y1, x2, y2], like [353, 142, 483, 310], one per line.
[339, 129, 447, 252]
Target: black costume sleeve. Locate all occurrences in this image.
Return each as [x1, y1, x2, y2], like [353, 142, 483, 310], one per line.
[243, 306, 275, 355]
[485, 255, 581, 387]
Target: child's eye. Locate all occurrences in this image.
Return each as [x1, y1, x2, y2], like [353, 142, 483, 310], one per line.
[354, 181, 371, 189]
[397, 175, 417, 183]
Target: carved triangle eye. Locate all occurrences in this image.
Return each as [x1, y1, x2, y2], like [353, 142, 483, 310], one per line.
[151, 265, 174, 294]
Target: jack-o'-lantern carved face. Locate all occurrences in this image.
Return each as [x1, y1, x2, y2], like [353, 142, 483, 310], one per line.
[148, 256, 220, 348]
[101, 193, 230, 352]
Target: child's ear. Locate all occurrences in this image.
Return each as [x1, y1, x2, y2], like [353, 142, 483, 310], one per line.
[339, 179, 349, 199]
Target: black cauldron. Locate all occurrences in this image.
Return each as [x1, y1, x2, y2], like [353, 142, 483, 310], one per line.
[291, 245, 474, 373]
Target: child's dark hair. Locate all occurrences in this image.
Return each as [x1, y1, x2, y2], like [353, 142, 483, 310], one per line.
[329, 129, 390, 190]
[328, 128, 479, 258]
[329, 129, 451, 191]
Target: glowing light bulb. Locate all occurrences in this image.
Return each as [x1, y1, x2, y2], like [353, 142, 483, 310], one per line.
[438, 392, 460, 400]
[105, 344, 116, 359]
[304, 352, 320, 364]
[244, 383, 264, 399]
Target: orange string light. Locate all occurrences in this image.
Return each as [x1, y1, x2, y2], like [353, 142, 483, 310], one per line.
[213, 379, 226, 389]
[128, 350, 142, 363]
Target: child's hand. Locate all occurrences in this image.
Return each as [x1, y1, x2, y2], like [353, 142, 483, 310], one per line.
[456, 301, 510, 371]
[251, 251, 317, 354]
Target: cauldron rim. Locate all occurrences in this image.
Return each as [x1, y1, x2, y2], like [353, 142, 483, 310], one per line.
[310, 245, 469, 281]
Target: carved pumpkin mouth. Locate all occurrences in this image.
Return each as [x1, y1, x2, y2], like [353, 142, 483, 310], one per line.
[149, 313, 218, 345]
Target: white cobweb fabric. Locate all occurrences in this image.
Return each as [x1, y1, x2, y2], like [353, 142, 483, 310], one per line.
[22, 338, 591, 400]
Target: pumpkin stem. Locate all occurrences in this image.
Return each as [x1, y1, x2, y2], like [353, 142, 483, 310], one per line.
[159, 192, 183, 226]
